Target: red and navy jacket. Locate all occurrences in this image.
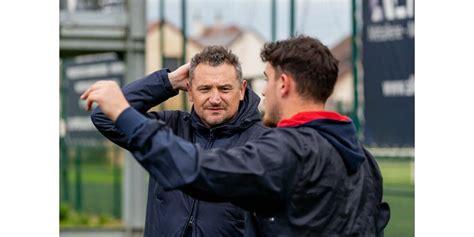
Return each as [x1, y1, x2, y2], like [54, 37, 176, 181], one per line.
[91, 69, 268, 237]
[112, 81, 390, 236]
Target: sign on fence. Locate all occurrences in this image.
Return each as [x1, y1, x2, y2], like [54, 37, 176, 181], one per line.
[63, 53, 124, 145]
[362, 0, 414, 147]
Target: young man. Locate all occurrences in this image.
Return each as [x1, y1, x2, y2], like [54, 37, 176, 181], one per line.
[83, 35, 390, 236]
[88, 46, 267, 236]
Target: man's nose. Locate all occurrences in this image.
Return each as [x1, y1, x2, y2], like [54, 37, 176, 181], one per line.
[208, 91, 222, 104]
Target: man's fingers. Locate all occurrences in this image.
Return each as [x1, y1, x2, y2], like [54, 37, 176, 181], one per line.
[83, 89, 100, 111]
[182, 63, 190, 76]
[84, 93, 95, 111]
[80, 83, 97, 100]
[80, 87, 94, 111]
[80, 80, 121, 112]
[177, 63, 191, 76]
[181, 62, 190, 70]
[81, 80, 106, 99]
[85, 97, 94, 111]
[81, 86, 91, 99]
[80, 81, 104, 109]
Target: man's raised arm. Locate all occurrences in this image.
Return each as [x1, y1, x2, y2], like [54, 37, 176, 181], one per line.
[86, 64, 190, 148]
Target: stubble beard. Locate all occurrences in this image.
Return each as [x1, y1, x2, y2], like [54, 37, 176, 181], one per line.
[262, 104, 280, 128]
[202, 109, 236, 128]
[205, 117, 226, 127]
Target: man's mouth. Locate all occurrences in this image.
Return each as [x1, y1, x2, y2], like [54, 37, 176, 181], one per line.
[206, 107, 225, 111]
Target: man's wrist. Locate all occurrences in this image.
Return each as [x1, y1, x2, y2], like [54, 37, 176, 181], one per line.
[111, 104, 131, 122]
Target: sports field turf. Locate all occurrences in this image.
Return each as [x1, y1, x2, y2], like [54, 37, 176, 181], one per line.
[378, 159, 414, 237]
[61, 157, 415, 236]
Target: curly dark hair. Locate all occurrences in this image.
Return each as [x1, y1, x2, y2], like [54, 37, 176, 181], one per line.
[260, 35, 339, 103]
[189, 46, 243, 84]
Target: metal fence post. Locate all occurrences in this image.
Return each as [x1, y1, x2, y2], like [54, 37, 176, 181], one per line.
[159, 0, 166, 111]
[60, 61, 70, 204]
[351, 0, 361, 134]
[113, 146, 121, 218]
[74, 146, 82, 212]
[181, 0, 188, 111]
[123, 0, 147, 234]
[289, 0, 295, 37]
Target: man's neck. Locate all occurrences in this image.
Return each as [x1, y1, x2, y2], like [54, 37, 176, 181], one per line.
[280, 96, 325, 121]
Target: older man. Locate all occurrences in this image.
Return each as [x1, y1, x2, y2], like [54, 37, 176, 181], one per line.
[88, 46, 267, 236]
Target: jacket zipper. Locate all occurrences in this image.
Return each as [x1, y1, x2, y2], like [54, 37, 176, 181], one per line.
[180, 200, 196, 237]
[180, 130, 215, 237]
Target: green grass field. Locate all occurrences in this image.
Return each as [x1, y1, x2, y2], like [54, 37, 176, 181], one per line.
[61, 156, 415, 236]
[61, 164, 121, 217]
[378, 159, 414, 237]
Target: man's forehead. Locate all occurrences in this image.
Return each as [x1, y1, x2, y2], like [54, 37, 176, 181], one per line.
[193, 64, 238, 84]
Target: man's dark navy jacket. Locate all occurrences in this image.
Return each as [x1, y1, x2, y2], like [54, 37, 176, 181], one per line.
[91, 69, 268, 237]
[111, 95, 391, 235]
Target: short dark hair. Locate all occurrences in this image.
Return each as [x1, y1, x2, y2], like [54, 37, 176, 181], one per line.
[189, 46, 243, 84]
[260, 35, 339, 103]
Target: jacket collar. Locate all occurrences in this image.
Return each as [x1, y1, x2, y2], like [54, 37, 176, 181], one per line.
[277, 111, 350, 128]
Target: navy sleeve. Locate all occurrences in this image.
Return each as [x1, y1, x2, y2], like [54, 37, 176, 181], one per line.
[115, 107, 148, 137]
[118, 115, 301, 209]
[90, 69, 179, 149]
[116, 110, 200, 188]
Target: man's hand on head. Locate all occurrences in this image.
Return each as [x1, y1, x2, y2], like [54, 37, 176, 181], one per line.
[80, 80, 130, 122]
[168, 63, 191, 91]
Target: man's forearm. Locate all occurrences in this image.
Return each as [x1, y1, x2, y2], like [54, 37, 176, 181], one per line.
[114, 108, 295, 205]
[122, 69, 179, 113]
[89, 69, 178, 148]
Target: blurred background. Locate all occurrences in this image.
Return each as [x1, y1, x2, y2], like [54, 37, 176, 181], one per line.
[59, 0, 414, 236]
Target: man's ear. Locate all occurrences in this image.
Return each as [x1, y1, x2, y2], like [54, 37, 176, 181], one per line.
[279, 73, 292, 97]
[187, 82, 193, 102]
[240, 80, 247, 100]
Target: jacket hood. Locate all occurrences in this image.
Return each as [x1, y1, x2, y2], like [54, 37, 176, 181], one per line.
[190, 86, 262, 137]
[307, 119, 365, 174]
[279, 111, 366, 174]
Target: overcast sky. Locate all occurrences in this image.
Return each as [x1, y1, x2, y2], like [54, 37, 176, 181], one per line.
[146, 0, 351, 47]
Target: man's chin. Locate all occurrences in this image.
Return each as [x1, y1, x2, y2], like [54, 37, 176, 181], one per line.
[263, 115, 277, 128]
[204, 117, 226, 128]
